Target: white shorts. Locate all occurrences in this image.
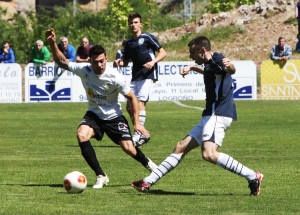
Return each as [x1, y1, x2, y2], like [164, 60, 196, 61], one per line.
[130, 79, 154, 102]
[188, 115, 233, 147]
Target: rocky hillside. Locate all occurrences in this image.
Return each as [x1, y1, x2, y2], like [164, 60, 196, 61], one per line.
[203, 0, 299, 64]
[156, 0, 299, 65]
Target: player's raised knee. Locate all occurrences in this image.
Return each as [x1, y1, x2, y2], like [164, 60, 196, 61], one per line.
[77, 132, 90, 142]
[201, 150, 217, 163]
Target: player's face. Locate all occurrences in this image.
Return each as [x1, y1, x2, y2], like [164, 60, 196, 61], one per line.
[189, 45, 205, 64]
[128, 18, 142, 35]
[90, 53, 107, 75]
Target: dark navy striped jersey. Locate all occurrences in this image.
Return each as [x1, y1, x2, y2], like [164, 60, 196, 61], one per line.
[123, 32, 162, 81]
[202, 52, 237, 120]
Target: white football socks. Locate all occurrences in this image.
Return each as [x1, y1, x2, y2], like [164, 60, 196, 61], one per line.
[216, 152, 256, 181]
[139, 110, 146, 126]
[144, 153, 182, 184]
[133, 110, 146, 142]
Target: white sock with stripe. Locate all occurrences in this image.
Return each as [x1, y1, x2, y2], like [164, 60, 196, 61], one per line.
[139, 110, 146, 126]
[216, 152, 256, 181]
[144, 153, 182, 184]
[133, 110, 146, 142]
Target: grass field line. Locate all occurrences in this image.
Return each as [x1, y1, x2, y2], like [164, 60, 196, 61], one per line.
[172, 100, 204, 110]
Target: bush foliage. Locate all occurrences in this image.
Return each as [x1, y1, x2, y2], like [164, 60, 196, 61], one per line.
[206, 0, 255, 13]
[1, 0, 251, 63]
[0, 0, 184, 63]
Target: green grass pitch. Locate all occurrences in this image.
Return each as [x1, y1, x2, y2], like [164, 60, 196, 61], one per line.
[0, 100, 299, 214]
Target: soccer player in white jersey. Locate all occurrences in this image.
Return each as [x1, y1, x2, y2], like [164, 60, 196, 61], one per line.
[45, 28, 157, 189]
[130, 36, 263, 196]
[114, 12, 167, 147]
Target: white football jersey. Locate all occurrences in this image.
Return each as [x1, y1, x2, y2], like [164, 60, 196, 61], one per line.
[67, 62, 130, 120]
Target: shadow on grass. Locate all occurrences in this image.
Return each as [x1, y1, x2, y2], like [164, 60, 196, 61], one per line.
[65, 144, 119, 148]
[1, 184, 246, 196]
[143, 189, 196, 195]
[0, 183, 127, 188]
[23, 184, 63, 187]
[139, 190, 239, 196]
[0, 183, 63, 187]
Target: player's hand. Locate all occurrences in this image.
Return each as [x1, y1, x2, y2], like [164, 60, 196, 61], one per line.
[115, 59, 125, 67]
[222, 58, 231, 68]
[143, 61, 154, 70]
[180, 66, 191, 78]
[134, 124, 150, 138]
[222, 57, 236, 74]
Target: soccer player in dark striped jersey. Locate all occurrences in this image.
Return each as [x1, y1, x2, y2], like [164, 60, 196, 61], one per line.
[114, 12, 166, 147]
[131, 36, 263, 196]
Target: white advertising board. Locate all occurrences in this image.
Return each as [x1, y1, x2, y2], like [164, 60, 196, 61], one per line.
[0, 63, 22, 103]
[24, 61, 257, 103]
[24, 63, 84, 102]
[231, 60, 257, 99]
[111, 60, 257, 101]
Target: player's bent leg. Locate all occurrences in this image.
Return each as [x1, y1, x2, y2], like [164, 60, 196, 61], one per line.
[217, 152, 264, 195]
[130, 136, 199, 192]
[137, 95, 147, 110]
[120, 140, 157, 171]
[133, 101, 150, 147]
[203, 142, 265, 196]
[173, 136, 199, 157]
[77, 126, 106, 179]
[126, 101, 133, 121]
[129, 81, 157, 186]
[77, 124, 95, 142]
[119, 140, 136, 156]
[201, 141, 219, 164]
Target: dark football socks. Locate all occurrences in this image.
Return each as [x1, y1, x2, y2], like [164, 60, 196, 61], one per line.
[132, 147, 149, 167]
[78, 141, 105, 176]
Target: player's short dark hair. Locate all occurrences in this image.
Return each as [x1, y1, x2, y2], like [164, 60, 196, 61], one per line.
[128, 12, 142, 23]
[188, 36, 211, 51]
[89, 45, 106, 57]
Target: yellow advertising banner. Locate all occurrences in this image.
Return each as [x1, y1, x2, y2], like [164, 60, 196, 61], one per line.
[261, 60, 300, 100]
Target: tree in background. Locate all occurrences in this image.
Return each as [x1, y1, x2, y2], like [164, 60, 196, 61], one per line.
[0, 0, 192, 63]
[108, 0, 133, 40]
[0, 3, 116, 63]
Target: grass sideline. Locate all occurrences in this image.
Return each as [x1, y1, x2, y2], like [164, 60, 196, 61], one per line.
[0, 100, 299, 214]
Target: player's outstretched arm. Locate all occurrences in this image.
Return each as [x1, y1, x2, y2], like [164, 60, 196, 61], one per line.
[124, 91, 150, 138]
[45, 28, 70, 70]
